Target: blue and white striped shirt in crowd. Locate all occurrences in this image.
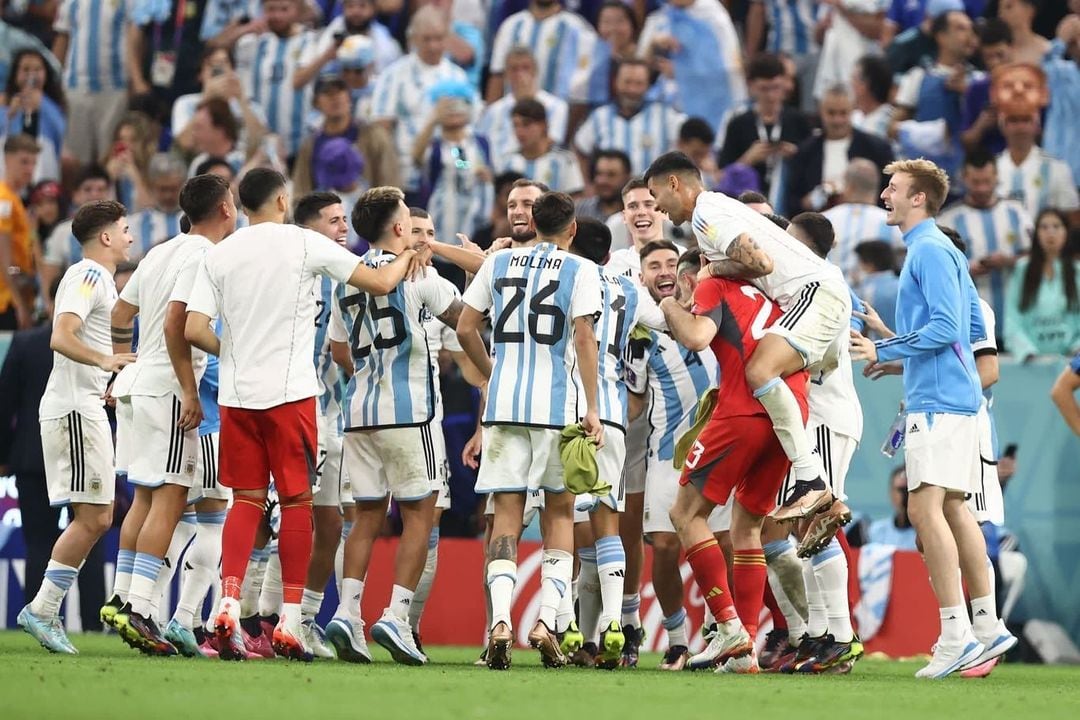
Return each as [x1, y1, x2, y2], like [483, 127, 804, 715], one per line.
[1043, 39, 1080, 187]
[462, 243, 603, 429]
[127, 207, 183, 261]
[751, 0, 818, 57]
[235, 29, 318, 156]
[939, 198, 1031, 340]
[575, 102, 686, 176]
[199, 0, 261, 42]
[316, 16, 403, 75]
[475, 90, 568, 159]
[425, 134, 495, 247]
[330, 255, 458, 430]
[996, 148, 1080, 220]
[54, 0, 130, 93]
[489, 10, 596, 101]
[625, 322, 717, 465]
[498, 147, 584, 195]
[368, 53, 473, 193]
[823, 202, 902, 284]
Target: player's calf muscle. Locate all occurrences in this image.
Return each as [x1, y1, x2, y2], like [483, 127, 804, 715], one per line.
[489, 535, 517, 562]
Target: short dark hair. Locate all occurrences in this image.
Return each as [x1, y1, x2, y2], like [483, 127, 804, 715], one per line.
[643, 151, 701, 185]
[764, 212, 790, 229]
[409, 207, 431, 219]
[639, 239, 680, 262]
[854, 240, 895, 272]
[196, 97, 239, 143]
[511, 177, 550, 193]
[963, 148, 997, 170]
[193, 156, 234, 178]
[978, 17, 1012, 47]
[74, 163, 112, 189]
[931, 10, 963, 39]
[294, 191, 343, 227]
[737, 190, 769, 205]
[237, 167, 286, 211]
[180, 215, 191, 233]
[72, 200, 126, 245]
[621, 177, 649, 198]
[790, 212, 834, 259]
[531, 192, 576, 236]
[570, 216, 612, 264]
[495, 171, 526, 195]
[937, 224, 966, 254]
[677, 247, 702, 275]
[180, 173, 232, 224]
[590, 149, 632, 179]
[678, 117, 715, 146]
[351, 186, 405, 243]
[510, 98, 547, 124]
[747, 53, 784, 82]
[855, 55, 893, 105]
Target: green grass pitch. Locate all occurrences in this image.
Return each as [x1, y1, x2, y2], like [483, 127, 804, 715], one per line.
[2, 632, 1079, 720]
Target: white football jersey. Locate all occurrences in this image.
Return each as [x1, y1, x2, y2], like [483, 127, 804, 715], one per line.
[423, 278, 463, 424]
[113, 234, 211, 399]
[691, 191, 845, 308]
[39, 259, 117, 421]
[330, 253, 457, 430]
[463, 242, 602, 429]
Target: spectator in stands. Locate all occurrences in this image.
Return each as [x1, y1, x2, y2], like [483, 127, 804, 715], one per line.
[27, 180, 64, 251]
[999, 0, 1050, 66]
[1051, 350, 1080, 437]
[867, 467, 918, 550]
[39, 164, 112, 297]
[486, 0, 596, 103]
[1005, 208, 1080, 358]
[854, 239, 899, 338]
[316, 0, 403, 75]
[292, 74, 399, 197]
[823, 158, 901, 283]
[415, 0, 484, 89]
[885, 0, 963, 75]
[940, 149, 1032, 339]
[675, 117, 721, 189]
[335, 34, 378, 118]
[126, 153, 185, 260]
[745, 0, 819, 110]
[102, 111, 157, 211]
[584, 1, 640, 107]
[719, 53, 810, 204]
[187, 97, 248, 178]
[475, 47, 568, 162]
[959, 18, 1013, 157]
[1043, 14, 1080, 196]
[370, 5, 473, 203]
[0, 134, 37, 330]
[851, 54, 895, 141]
[170, 47, 268, 157]
[813, 0, 888, 104]
[51, 0, 128, 167]
[996, 111, 1080, 221]
[787, 85, 893, 214]
[574, 58, 685, 176]
[499, 99, 584, 196]
[575, 149, 631, 222]
[2, 48, 64, 182]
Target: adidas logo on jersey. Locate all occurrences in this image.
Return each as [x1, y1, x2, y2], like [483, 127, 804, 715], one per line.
[705, 587, 724, 600]
[909, 423, 920, 434]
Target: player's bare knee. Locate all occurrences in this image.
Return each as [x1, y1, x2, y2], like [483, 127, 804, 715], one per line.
[650, 532, 681, 557]
[76, 505, 113, 537]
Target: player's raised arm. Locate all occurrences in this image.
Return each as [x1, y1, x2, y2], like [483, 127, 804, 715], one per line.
[658, 296, 719, 352]
[344, 247, 419, 295]
[703, 233, 774, 279]
[427, 239, 487, 275]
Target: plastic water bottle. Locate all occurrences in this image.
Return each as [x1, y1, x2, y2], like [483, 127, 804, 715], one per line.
[880, 408, 906, 458]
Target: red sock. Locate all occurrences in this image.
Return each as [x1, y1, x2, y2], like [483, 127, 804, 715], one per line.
[277, 499, 314, 605]
[686, 538, 737, 624]
[732, 548, 767, 639]
[221, 497, 265, 599]
[764, 580, 786, 630]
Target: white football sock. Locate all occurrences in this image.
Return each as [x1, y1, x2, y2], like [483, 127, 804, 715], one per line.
[595, 536, 626, 629]
[940, 605, 971, 644]
[813, 538, 854, 643]
[408, 528, 439, 631]
[389, 584, 414, 622]
[539, 550, 573, 630]
[128, 552, 163, 618]
[30, 560, 78, 618]
[577, 548, 601, 643]
[151, 515, 196, 621]
[765, 540, 808, 643]
[486, 559, 517, 629]
[662, 608, 689, 648]
[258, 549, 283, 617]
[301, 589, 324, 623]
[335, 577, 364, 622]
[803, 558, 827, 637]
[621, 593, 641, 628]
[240, 548, 269, 617]
[173, 512, 224, 629]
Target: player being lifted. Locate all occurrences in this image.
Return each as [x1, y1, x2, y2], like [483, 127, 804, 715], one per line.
[457, 191, 603, 670]
[645, 152, 851, 521]
[19, 201, 135, 654]
[325, 187, 463, 666]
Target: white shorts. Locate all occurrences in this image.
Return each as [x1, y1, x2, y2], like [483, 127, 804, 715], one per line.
[42, 412, 115, 506]
[623, 412, 649, 495]
[114, 397, 133, 475]
[345, 423, 440, 502]
[475, 425, 565, 495]
[126, 393, 198, 489]
[767, 279, 851, 374]
[904, 412, 980, 495]
[188, 431, 231, 503]
[313, 414, 345, 508]
[643, 456, 730, 535]
[969, 404, 1004, 525]
[778, 424, 857, 504]
[485, 488, 544, 526]
[431, 421, 451, 510]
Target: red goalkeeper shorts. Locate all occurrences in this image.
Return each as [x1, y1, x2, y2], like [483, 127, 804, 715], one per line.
[219, 397, 318, 499]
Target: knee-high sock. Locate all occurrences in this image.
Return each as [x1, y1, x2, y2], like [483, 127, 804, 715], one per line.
[221, 497, 265, 606]
[539, 549, 573, 630]
[577, 547, 601, 643]
[686, 538, 737, 625]
[754, 378, 822, 480]
[812, 538, 853, 642]
[276, 499, 313, 627]
[173, 509, 226, 629]
[764, 539, 807, 642]
[595, 536, 626, 630]
[487, 559, 517, 629]
[150, 512, 197, 621]
[803, 558, 827, 637]
[408, 527, 439, 631]
[732, 548, 767, 639]
[240, 547, 269, 617]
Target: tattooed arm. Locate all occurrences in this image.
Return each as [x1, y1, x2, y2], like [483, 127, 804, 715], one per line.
[702, 233, 774, 280]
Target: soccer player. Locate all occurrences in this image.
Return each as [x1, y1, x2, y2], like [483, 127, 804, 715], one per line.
[183, 169, 423, 661]
[625, 241, 720, 671]
[18, 200, 135, 653]
[850, 159, 1016, 678]
[106, 174, 238, 655]
[294, 192, 353, 659]
[457, 191, 603, 670]
[645, 151, 851, 520]
[324, 187, 463, 666]
[606, 178, 680, 278]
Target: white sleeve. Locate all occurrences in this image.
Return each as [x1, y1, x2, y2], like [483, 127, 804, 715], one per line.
[570, 264, 603, 320]
[329, 287, 350, 343]
[562, 153, 585, 194]
[895, 68, 924, 109]
[419, 269, 458, 318]
[690, 193, 741, 256]
[637, 13, 661, 59]
[1051, 161, 1080, 211]
[186, 260, 221, 319]
[54, 0, 72, 33]
[972, 299, 997, 354]
[304, 230, 362, 283]
[53, 269, 96, 321]
[170, 95, 196, 138]
[547, 98, 568, 145]
[168, 248, 206, 305]
[489, 17, 514, 74]
[461, 255, 496, 311]
[234, 35, 258, 94]
[574, 110, 598, 156]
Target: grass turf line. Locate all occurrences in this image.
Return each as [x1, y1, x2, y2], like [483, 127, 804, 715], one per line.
[1, 632, 1079, 720]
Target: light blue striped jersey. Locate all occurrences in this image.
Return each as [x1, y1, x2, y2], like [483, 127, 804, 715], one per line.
[127, 207, 182, 261]
[822, 202, 902, 283]
[996, 149, 1080, 221]
[574, 102, 686, 176]
[314, 274, 345, 422]
[55, 0, 129, 93]
[330, 255, 457, 429]
[752, 0, 818, 57]
[475, 90, 569, 160]
[489, 10, 596, 100]
[498, 147, 584, 194]
[235, 28, 318, 156]
[587, 270, 642, 430]
[422, 278, 463, 424]
[462, 243, 603, 428]
[425, 133, 495, 246]
[625, 323, 717, 463]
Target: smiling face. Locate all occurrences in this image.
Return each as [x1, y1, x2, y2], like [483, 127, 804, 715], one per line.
[622, 187, 665, 247]
[506, 184, 542, 239]
[308, 202, 349, 245]
[103, 217, 135, 263]
[646, 174, 693, 225]
[881, 172, 919, 229]
[639, 247, 679, 303]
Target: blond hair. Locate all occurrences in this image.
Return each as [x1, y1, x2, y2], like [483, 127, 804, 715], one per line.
[884, 158, 950, 216]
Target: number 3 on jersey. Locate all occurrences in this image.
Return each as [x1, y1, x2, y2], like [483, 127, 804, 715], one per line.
[493, 278, 566, 345]
[340, 292, 406, 360]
